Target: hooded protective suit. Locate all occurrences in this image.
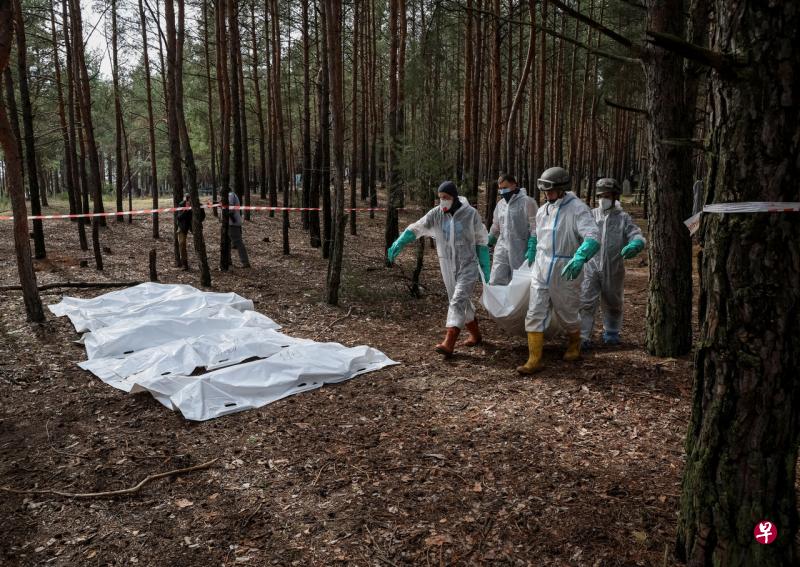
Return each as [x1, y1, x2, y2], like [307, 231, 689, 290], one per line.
[407, 196, 489, 328]
[488, 188, 538, 285]
[580, 202, 645, 341]
[525, 191, 599, 334]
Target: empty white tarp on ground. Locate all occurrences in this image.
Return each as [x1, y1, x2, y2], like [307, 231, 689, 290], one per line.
[49, 283, 397, 420]
[480, 263, 563, 337]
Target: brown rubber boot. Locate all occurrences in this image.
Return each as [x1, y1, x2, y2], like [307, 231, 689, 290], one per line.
[463, 320, 482, 347]
[563, 331, 582, 361]
[434, 327, 460, 356]
[516, 332, 545, 374]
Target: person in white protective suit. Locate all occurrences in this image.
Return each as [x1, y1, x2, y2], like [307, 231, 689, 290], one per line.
[487, 173, 538, 285]
[517, 167, 600, 375]
[387, 181, 491, 357]
[580, 178, 646, 347]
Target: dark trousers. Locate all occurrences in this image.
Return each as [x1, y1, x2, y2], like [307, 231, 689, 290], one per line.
[229, 225, 250, 267]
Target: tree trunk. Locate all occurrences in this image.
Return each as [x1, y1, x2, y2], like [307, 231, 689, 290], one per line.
[111, 0, 124, 223]
[217, 0, 231, 270]
[236, 25, 251, 222]
[139, 0, 159, 238]
[202, 1, 217, 206]
[384, 0, 404, 261]
[505, 0, 535, 179]
[172, 0, 211, 286]
[485, 0, 501, 222]
[459, 0, 475, 186]
[269, 0, 289, 255]
[675, 0, 800, 564]
[0, 0, 43, 322]
[324, 0, 345, 305]
[349, 0, 358, 236]
[533, 0, 547, 196]
[250, 4, 266, 207]
[301, 0, 311, 228]
[643, 0, 693, 356]
[69, 0, 103, 267]
[319, 1, 332, 259]
[13, 0, 45, 257]
[50, 3, 85, 249]
[469, 2, 483, 201]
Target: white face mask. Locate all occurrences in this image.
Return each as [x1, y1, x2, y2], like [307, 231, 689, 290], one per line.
[600, 198, 614, 210]
[439, 198, 453, 212]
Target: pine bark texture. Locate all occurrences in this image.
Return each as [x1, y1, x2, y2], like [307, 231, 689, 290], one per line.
[0, 0, 43, 322]
[643, 0, 693, 357]
[675, 1, 800, 565]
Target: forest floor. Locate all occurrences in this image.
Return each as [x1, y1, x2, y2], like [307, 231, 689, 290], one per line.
[0, 193, 711, 566]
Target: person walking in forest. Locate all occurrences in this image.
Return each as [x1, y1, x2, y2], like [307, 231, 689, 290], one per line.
[176, 193, 205, 270]
[579, 178, 646, 348]
[387, 181, 490, 356]
[517, 167, 600, 374]
[487, 173, 538, 285]
[217, 189, 251, 269]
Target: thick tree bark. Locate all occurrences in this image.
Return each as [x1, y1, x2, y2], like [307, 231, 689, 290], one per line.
[643, 0, 693, 356]
[675, 1, 800, 564]
[0, 0, 43, 322]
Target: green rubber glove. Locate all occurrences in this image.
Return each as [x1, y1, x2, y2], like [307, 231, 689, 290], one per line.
[488, 233, 498, 248]
[560, 238, 600, 280]
[525, 235, 538, 266]
[388, 229, 416, 263]
[620, 238, 645, 260]
[476, 245, 491, 283]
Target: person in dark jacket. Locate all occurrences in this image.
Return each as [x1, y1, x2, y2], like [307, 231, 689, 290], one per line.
[176, 193, 205, 270]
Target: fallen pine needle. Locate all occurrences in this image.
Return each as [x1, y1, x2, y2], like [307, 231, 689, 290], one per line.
[0, 458, 219, 499]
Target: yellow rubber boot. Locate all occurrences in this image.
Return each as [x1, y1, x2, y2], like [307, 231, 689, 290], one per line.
[516, 332, 544, 374]
[563, 331, 582, 361]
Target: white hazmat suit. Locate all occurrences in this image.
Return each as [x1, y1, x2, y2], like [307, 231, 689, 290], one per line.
[580, 202, 645, 341]
[488, 188, 538, 285]
[525, 191, 599, 334]
[408, 196, 489, 328]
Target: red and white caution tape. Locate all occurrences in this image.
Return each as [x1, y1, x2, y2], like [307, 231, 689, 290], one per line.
[0, 204, 401, 221]
[684, 202, 800, 235]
